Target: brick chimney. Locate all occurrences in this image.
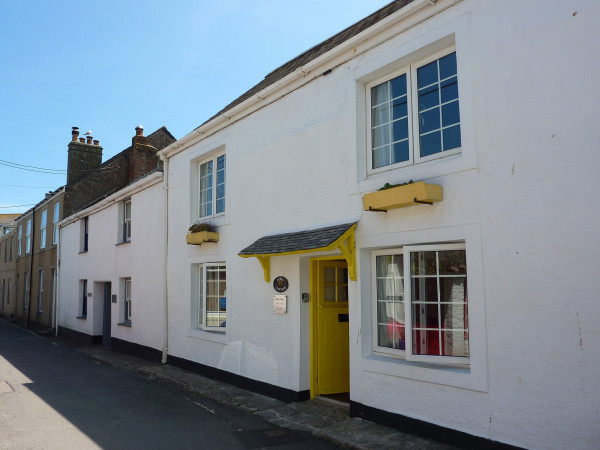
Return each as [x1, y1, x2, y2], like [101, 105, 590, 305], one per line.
[67, 126, 102, 185]
[128, 125, 159, 183]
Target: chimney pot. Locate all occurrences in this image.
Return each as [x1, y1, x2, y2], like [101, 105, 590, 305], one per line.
[86, 136, 93, 144]
[72, 127, 79, 141]
[135, 125, 144, 136]
[93, 140, 99, 146]
[79, 137, 85, 143]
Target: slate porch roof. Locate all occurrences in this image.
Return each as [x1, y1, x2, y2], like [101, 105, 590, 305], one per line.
[239, 222, 356, 256]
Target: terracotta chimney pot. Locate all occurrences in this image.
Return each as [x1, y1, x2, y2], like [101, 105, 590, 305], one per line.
[135, 125, 144, 136]
[72, 127, 79, 142]
[79, 137, 85, 143]
[86, 136, 93, 144]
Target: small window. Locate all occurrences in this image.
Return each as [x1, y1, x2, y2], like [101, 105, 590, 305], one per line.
[80, 217, 89, 252]
[6, 278, 10, 305]
[368, 50, 461, 173]
[196, 263, 227, 330]
[9, 236, 13, 260]
[123, 200, 132, 242]
[18, 226, 22, 256]
[121, 277, 132, 324]
[80, 280, 88, 318]
[373, 243, 468, 365]
[198, 153, 226, 220]
[53, 202, 60, 244]
[26, 219, 32, 254]
[40, 210, 47, 249]
[38, 270, 44, 313]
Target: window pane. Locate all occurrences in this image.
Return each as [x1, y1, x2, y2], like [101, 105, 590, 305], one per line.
[392, 97, 407, 120]
[412, 328, 443, 356]
[199, 161, 213, 217]
[417, 60, 438, 88]
[438, 52, 457, 80]
[324, 267, 335, 283]
[390, 74, 406, 99]
[372, 145, 391, 169]
[420, 130, 442, 157]
[392, 118, 408, 142]
[442, 101, 460, 127]
[324, 285, 336, 302]
[337, 285, 348, 302]
[442, 330, 469, 357]
[418, 84, 439, 111]
[392, 141, 409, 164]
[411, 251, 437, 275]
[337, 267, 348, 282]
[372, 104, 390, 126]
[371, 83, 390, 106]
[443, 125, 461, 151]
[372, 123, 390, 148]
[419, 108, 440, 134]
[438, 250, 467, 275]
[440, 76, 459, 103]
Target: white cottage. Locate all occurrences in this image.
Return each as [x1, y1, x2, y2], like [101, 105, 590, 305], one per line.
[57, 126, 175, 359]
[157, 0, 599, 448]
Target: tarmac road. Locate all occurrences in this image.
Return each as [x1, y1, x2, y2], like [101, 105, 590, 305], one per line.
[0, 320, 338, 449]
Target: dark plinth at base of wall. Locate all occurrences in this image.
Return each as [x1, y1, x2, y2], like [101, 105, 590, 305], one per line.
[350, 401, 522, 450]
[167, 354, 310, 403]
[57, 326, 102, 346]
[111, 337, 162, 363]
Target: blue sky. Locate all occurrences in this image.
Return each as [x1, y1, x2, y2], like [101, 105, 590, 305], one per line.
[0, 1, 388, 214]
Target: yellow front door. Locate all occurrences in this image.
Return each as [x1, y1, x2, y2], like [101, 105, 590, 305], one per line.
[316, 260, 349, 395]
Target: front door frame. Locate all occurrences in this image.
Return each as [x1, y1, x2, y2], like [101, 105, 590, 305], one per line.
[309, 255, 350, 399]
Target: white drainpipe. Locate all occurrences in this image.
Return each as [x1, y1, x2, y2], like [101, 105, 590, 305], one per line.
[159, 154, 169, 364]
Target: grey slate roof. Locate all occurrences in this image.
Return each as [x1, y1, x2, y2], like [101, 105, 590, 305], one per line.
[239, 222, 356, 256]
[199, 0, 413, 129]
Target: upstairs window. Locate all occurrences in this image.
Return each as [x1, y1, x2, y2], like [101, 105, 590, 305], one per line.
[25, 219, 32, 254]
[80, 217, 89, 252]
[40, 210, 47, 249]
[368, 50, 461, 173]
[18, 225, 22, 256]
[123, 200, 132, 242]
[198, 153, 226, 219]
[53, 202, 60, 244]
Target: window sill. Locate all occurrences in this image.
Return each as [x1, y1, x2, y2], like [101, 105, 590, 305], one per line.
[117, 321, 131, 327]
[115, 240, 131, 246]
[78, 250, 88, 254]
[76, 315, 87, 320]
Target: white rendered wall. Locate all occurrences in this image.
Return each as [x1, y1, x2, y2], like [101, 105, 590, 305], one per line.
[58, 177, 165, 352]
[165, 1, 599, 448]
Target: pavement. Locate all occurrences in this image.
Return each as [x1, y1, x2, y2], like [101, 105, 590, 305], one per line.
[11, 321, 457, 449]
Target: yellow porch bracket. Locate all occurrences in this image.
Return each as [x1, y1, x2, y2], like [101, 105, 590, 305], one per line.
[257, 255, 271, 282]
[238, 223, 357, 283]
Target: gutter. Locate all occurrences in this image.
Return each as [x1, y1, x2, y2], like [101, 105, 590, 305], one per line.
[159, 153, 169, 364]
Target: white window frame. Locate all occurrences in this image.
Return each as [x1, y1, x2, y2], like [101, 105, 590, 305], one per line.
[366, 46, 461, 175]
[123, 200, 132, 242]
[196, 263, 227, 331]
[80, 217, 88, 252]
[53, 202, 60, 244]
[40, 209, 47, 249]
[197, 152, 226, 221]
[18, 225, 22, 256]
[372, 242, 469, 365]
[122, 277, 132, 323]
[37, 269, 44, 313]
[25, 219, 31, 254]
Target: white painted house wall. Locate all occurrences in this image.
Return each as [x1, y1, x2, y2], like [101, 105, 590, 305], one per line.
[162, 1, 599, 448]
[58, 173, 165, 352]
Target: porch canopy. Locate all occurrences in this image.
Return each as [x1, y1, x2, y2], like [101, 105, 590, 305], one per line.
[238, 222, 357, 282]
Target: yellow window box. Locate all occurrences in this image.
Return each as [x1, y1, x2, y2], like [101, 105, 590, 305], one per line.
[186, 231, 219, 245]
[363, 181, 442, 211]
